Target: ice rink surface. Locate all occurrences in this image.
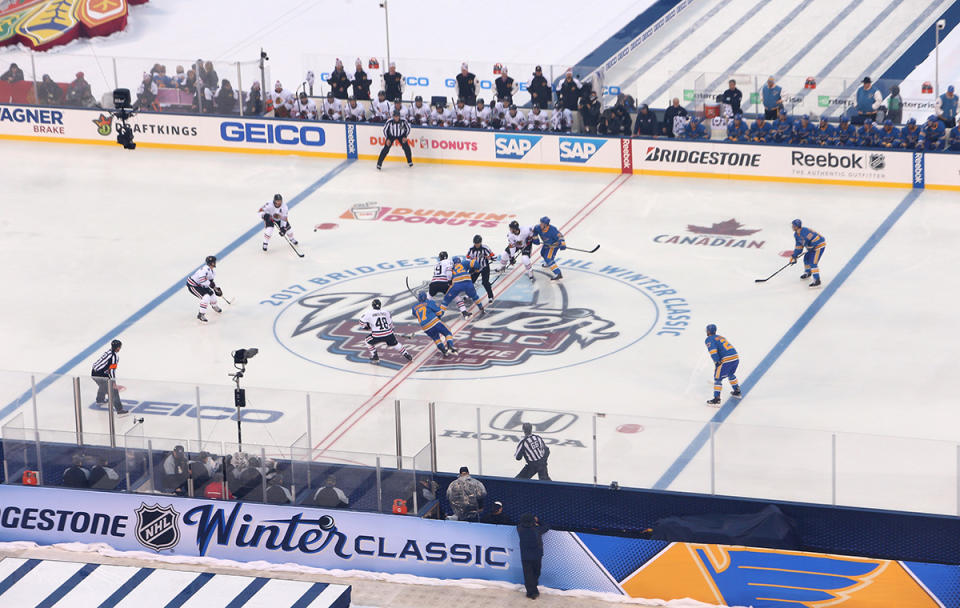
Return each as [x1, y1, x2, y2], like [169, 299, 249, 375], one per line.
[2, 140, 959, 515]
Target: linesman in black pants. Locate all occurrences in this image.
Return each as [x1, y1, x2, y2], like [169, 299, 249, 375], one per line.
[467, 234, 495, 303]
[91, 339, 128, 415]
[376, 110, 413, 170]
[514, 422, 550, 480]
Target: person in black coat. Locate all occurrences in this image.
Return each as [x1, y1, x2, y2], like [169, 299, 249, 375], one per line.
[62, 455, 90, 488]
[455, 63, 477, 106]
[662, 97, 688, 138]
[558, 70, 581, 111]
[516, 513, 549, 599]
[352, 60, 373, 100]
[579, 91, 601, 134]
[483, 501, 512, 525]
[528, 66, 551, 110]
[633, 104, 658, 137]
[328, 59, 351, 99]
[720, 79, 742, 115]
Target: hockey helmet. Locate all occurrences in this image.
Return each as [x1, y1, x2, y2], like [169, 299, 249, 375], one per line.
[473, 234, 482, 244]
[111, 339, 122, 350]
[438, 251, 448, 261]
[706, 324, 717, 336]
[540, 216, 550, 226]
[371, 299, 382, 310]
[205, 255, 217, 266]
[791, 219, 802, 229]
[273, 193, 283, 201]
[452, 256, 462, 265]
[416, 291, 427, 303]
[508, 220, 520, 232]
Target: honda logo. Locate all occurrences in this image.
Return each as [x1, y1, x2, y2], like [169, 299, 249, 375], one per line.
[489, 409, 578, 433]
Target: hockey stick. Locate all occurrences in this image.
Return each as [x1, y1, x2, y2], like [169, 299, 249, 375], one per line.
[284, 233, 305, 258]
[564, 244, 600, 253]
[221, 295, 233, 305]
[755, 261, 794, 283]
[404, 276, 418, 298]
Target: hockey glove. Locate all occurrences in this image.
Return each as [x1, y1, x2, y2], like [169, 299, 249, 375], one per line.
[509, 257, 515, 266]
[279, 225, 287, 237]
[560, 244, 567, 250]
[789, 257, 797, 265]
[214, 287, 223, 297]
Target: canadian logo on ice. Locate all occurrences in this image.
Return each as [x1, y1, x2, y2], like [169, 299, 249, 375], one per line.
[654, 218, 765, 249]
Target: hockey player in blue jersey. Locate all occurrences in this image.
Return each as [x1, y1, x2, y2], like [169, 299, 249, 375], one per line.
[947, 124, 960, 152]
[814, 117, 835, 146]
[857, 120, 880, 147]
[833, 117, 857, 146]
[922, 114, 946, 150]
[900, 118, 922, 149]
[705, 324, 740, 406]
[441, 256, 486, 318]
[412, 291, 458, 357]
[681, 116, 708, 140]
[791, 115, 815, 145]
[748, 116, 771, 142]
[877, 120, 901, 148]
[726, 114, 748, 142]
[790, 219, 826, 287]
[770, 110, 793, 143]
[532, 216, 566, 280]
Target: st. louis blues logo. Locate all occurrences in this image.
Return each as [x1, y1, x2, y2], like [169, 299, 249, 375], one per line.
[134, 503, 181, 552]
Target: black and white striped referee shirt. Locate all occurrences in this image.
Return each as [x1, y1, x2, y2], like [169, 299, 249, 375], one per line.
[515, 433, 548, 463]
[91, 349, 119, 378]
[383, 118, 410, 140]
[466, 244, 494, 270]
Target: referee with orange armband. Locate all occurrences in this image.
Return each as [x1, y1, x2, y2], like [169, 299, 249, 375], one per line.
[376, 110, 413, 170]
[91, 339, 128, 415]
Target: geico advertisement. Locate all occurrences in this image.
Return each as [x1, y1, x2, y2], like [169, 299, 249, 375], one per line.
[0, 485, 518, 581]
[635, 139, 915, 184]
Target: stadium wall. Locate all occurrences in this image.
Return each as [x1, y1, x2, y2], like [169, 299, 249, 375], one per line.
[1, 103, 958, 189]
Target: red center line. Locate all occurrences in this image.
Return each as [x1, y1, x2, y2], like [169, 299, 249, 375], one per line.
[312, 173, 632, 457]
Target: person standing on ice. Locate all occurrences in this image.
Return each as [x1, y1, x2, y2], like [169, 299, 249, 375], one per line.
[186, 256, 222, 323]
[258, 193, 297, 252]
[705, 324, 741, 406]
[789, 219, 825, 287]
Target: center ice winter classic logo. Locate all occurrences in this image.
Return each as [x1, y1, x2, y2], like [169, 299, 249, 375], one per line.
[134, 503, 181, 552]
[267, 260, 692, 378]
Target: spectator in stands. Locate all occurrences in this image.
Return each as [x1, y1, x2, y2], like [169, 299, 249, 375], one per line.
[762, 76, 782, 120]
[66, 72, 96, 108]
[814, 117, 835, 146]
[680, 116, 708, 140]
[134, 72, 158, 112]
[853, 77, 881, 125]
[265, 472, 293, 504]
[947, 124, 960, 151]
[484, 501, 512, 525]
[936, 85, 957, 128]
[878, 119, 901, 148]
[352, 59, 372, 100]
[201, 61, 218, 93]
[174, 65, 187, 88]
[835, 116, 857, 146]
[1, 62, 24, 83]
[89, 456, 120, 490]
[726, 113, 747, 142]
[203, 472, 233, 500]
[314, 475, 350, 508]
[495, 67, 517, 104]
[325, 59, 349, 99]
[516, 513, 549, 599]
[528, 65, 551, 110]
[382, 62, 404, 101]
[234, 455, 265, 501]
[407, 478, 439, 510]
[720, 79, 742, 116]
[857, 119, 880, 147]
[557, 69, 581, 112]
[748, 115, 771, 142]
[922, 114, 946, 150]
[900, 117, 921, 149]
[162, 445, 188, 494]
[456, 63, 477, 105]
[37, 74, 64, 106]
[62, 455, 90, 488]
[634, 104, 658, 138]
[446, 467, 486, 521]
[154, 65, 176, 88]
[215, 79, 237, 114]
[792, 114, 815, 145]
[580, 90, 601, 134]
[886, 84, 903, 124]
[182, 68, 197, 94]
[662, 97, 687, 138]
[247, 81, 263, 115]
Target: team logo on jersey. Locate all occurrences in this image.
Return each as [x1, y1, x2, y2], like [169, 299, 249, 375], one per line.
[93, 113, 113, 136]
[653, 218, 765, 249]
[270, 260, 689, 378]
[134, 503, 181, 552]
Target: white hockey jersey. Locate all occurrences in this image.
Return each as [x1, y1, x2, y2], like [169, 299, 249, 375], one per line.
[271, 88, 294, 113]
[344, 101, 367, 121]
[321, 98, 342, 120]
[258, 201, 290, 223]
[359, 308, 395, 337]
[503, 110, 527, 130]
[473, 106, 491, 128]
[527, 109, 549, 131]
[372, 99, 391, 121]
[441, 106, 458, 127]
[550, 108, 572, 131]
[453, 104, 475, 126]
[507, 225, 536, 253]
[293, 98, 317, 120]
[188, 265, 216, 288]
[431, 259, 453, 283]
[411, 102, 431, 125]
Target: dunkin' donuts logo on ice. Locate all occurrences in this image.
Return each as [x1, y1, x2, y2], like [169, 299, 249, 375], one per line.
[269, 260, 691, 378]
[654, 218, 765, 249]
[339, 203, 515, 228]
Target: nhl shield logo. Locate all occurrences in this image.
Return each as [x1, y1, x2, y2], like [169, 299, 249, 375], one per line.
[134, 503, 181, 552]
[869, 153, 885, 171]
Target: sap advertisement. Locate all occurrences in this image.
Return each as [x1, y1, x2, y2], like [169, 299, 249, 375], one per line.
[1, 486, 959, 607]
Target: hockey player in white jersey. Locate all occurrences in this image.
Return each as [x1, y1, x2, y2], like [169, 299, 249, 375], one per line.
[293, 92, 317, 120]
[391, 99, 411, 121]
[258, 193, 298, 252]
[440, 102, 458, 127]
[185, 255, 222, 323]
[489, 98, 508, 129]
[497, 220, 539, 282]
[471, 98, 491, 129]
[270, 81, 294, 118]
[452, 98, 475, 128]
[410, 95, 431, 126]
[429, 251, 453, 297]
[503, 104, 527, 131]
[321, 93, 342, 121]
[371, 90, 391, 123]
[527, 105, 549, 131]
[429, 104, 445, 126]
[359, 299, 413, 364]
[550, 101, 573, 132]
[344, 96, 367, 121]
